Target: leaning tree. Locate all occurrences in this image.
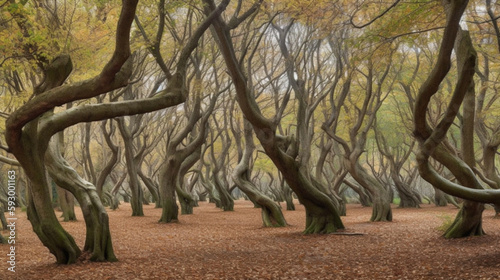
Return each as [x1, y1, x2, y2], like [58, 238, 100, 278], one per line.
[4, 0, 230, 263]
[413, 0, 500, 238]
[205, 0, 344, 234]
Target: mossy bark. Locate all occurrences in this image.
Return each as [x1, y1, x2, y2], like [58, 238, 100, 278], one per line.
[443, 25, 485, 238]
[413, 1, 487, 239]
[6, 56, 81, 264]
[25, 152, 81, 264]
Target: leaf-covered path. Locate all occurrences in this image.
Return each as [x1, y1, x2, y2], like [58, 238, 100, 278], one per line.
[2, 200, 500, 279]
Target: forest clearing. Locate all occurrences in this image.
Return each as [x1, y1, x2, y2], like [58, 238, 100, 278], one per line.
[2, 200, 500, 279]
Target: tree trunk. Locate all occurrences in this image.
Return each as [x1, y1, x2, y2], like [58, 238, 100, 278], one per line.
[25, 156, 81, 264]
[117, 118, 144, 216]
[0, 203, 8, 230]
[444, 26, 484, 238]
[8, 56, 82, 264]
[138, 171, 161, 208]
[434, 188, 448, 206]
[57, 186, 77, 221]
[46, 138, 117, 262]
[391, 172, 420, 208]
[233, 120, 286, 227]
[444, 201, 484, 238]
[177, 185, 195, 215]
[213, 174, 234, 211]
[343, 180, 372, 207]
[96, 120, 120, 199]
[350, 163, 392, 221]
[158, 155, 182, 223]
[205, 1, 343, 233]
[282, 182, 295, 211]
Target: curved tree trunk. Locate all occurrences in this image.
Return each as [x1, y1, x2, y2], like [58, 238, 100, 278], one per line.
[444, 201, 484, 238]
[138, 171, 161, 208]
[8, 56, 82, 264]
[282, 182, 295, 211]
[176, 144, 204, 215]
[391, 172, 420, 208]
[343, 179, 372, 207]
[96, 120, 120, 199]
[55, 131, 77, 221]
[117, 118, 144, 216]
[208, 113, 234, 211]
[25, 137, 81, 264]
[213, 174, 234, 211]
[177, 185, 195, 215]
[434, 188, 448, 207]
[233, 120, 286, 227]
[104, 191, 120, 210]
[349, 162, 392, 222]
[205, 1, 343, 233]
[4, 0, 223, 263]
[158, 158, 180, 223]
[412, 0, 486, 239]
[481, 134, 500, 217]
[57, 186, 77, 221]
[443, 26, 484, 238]
[0, 203, 7, 230]
[46, 138, 117, 262]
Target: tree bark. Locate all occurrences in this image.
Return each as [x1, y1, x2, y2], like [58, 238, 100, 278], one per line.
[46, 138, 117, 262]
[232, 119, 286, 227]
[117, 117, 144, 216]
[158, 157, 180, 223]
[444, 26, 485, 237]
[434, 188, 448, 206]
[96, 120, 120, 199]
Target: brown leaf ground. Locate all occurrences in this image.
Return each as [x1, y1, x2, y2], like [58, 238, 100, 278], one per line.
[2, 200, 500, 279]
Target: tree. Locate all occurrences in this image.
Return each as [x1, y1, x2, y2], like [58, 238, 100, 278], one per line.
[157, 88, 218, 222]
[205, 0, 344, 233]
[232, 116, 287, 227]
[324, 43, 397, 221]
[374, 123, 421, 208]
[413, 0, 500, 238]
[4, 0, 230, 263]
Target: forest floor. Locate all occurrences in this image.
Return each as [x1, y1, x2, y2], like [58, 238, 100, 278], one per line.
[2, 200, 500, 280]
